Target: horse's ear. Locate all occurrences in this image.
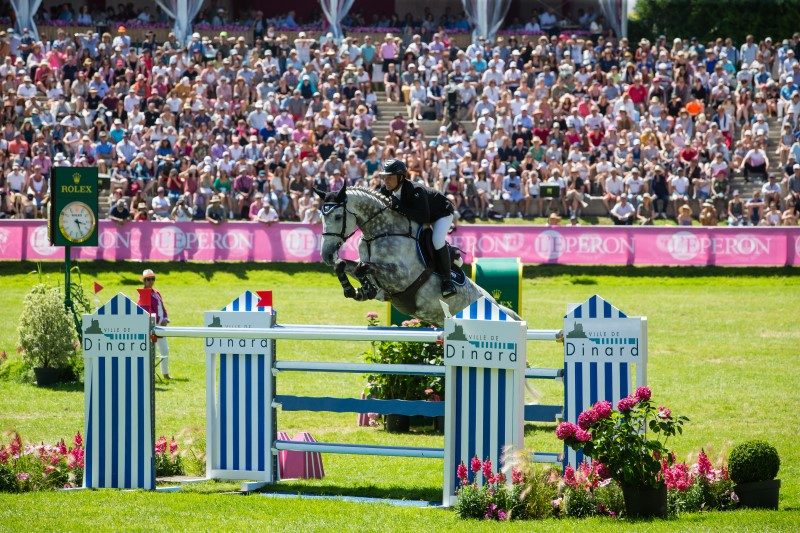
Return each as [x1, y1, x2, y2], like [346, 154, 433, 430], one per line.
[336, 181, 347, 202]
[314, 188, 326, 200]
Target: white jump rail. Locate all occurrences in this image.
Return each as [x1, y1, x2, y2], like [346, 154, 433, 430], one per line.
[154, 324, 562, 342]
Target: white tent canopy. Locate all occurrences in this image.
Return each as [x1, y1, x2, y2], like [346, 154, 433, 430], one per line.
[319, 0, 356, 41]
[9, 0, 43, 40]
[155, 0, 205, 45]
[460, 0, 512, 43]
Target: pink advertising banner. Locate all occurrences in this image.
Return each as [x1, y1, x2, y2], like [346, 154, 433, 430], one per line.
[0, 220, 798, 267]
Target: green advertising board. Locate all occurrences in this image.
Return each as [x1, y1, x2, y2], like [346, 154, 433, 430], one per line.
[472, 257, 522, 314]
[49, 167, 99, 247]
[387, 257, 523, 325]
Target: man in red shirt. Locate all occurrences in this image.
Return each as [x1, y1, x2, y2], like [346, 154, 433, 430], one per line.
[627, 77, 647, 113]
[8, 132, 29, 158]
[137, 269, 171, 379]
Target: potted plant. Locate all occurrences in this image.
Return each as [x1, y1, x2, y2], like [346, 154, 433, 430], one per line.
[556, 387, 688, 518]
[17, 284, 80, 386]
[363, 313, 443, 432]
[728, 440, 780, 509]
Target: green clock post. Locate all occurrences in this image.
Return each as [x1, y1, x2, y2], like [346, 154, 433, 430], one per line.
[49, 167, 99, 318]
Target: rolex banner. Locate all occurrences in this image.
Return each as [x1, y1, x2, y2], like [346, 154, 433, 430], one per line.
[50, 167, 99, 247]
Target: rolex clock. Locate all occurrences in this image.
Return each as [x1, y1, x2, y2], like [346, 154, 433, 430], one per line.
[58, 201, 96, 244]
[50, 167, 99, 247]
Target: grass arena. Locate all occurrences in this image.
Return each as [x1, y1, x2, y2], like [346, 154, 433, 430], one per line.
[0, 261, 798, 530]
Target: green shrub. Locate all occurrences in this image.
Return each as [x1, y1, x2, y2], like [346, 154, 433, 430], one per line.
[728, 441, 780, 484]
[362, 315, 443, 401]
[453, 483, 489, 519]
[17, 284, 79, 370]
[0, 463, 17, 492]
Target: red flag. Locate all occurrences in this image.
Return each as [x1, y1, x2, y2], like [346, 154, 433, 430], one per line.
[93, 281, 104, 294]
[256, 290, 273, 308]
[137, 288, 152, 308]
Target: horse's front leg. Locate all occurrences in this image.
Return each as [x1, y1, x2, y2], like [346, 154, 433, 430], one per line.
[334, 259, 360, 300]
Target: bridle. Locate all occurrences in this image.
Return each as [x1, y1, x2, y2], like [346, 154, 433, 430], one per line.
[321, 197, 391, 247]
[320, 189, 415, 253]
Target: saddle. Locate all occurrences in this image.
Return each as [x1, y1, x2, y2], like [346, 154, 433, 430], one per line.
[416, 226, 464, 274]
[386, 228, 467, 314]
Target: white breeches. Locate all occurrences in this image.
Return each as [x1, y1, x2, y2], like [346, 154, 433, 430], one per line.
[432, 214, 453, 250]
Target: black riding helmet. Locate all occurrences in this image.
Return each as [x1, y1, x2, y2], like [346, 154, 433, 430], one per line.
[380, 158, 407, 178]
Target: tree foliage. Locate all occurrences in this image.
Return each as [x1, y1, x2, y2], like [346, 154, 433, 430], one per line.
[630, 0, 800, 44]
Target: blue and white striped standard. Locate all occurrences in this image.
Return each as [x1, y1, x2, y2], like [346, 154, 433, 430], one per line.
[562, 295, 648, 467]
[205, 291, 275, 483]
[83, 294, 154, 489]
[443, 297, 526, 505]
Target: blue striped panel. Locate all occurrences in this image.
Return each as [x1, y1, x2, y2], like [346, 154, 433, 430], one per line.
[232, 355, 240, 471]
[564, 295, 627, 320]
[98, 357, 106, 486]
[111, 358, 119, 488]
[454, 366, 463, 484]
[257, 354, 265, 472]
[482, 369, 491, 464]
[245, 354, 252, 472]
[124, 357, 132, 488]
[454, 297, 512, 321]
[497, 370, 506, 463]
[220, 354, 227, 470]
[136, 356, 144, 488]
[467, 368, 477, 467]
[223, 291, 270, 312]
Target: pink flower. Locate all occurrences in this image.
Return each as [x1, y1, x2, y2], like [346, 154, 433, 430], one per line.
[73, 432, 83, 448]
[470, 456, 482, 473]
[496, 472, 506, 484]
[697, 450, 713, 477]
[617, 396, 637, 412]
[9, 433, 22, 456]
[16, 472, 29, 481]
[577, 410, 596, 430]
[511, 468, 524, 484]
[44, 465, 55, 475]
[563, 465, 577, 488]
[482, 458, 493, 480]
[592, 400, 613, 419]
[365, 311, 378, 320]
[574, 429, 592, 442]
[0, 446, 8, 464]
[594, 462, 610, 480]
[555, 421, 579, 440]
[657, 406, 672, 419]
[57, 440, 68, 456]
[635, 386, 652, 402]
[497, 510, 508, 520]
[169, 438, 179, 455]
[457, 462, 468, 483]
[155, 436, 167, 455]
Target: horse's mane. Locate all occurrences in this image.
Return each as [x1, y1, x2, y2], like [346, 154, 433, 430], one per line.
[346, 186, 393, 208]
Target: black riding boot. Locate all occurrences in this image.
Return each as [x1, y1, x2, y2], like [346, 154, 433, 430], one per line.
[435, 246, 457, 298]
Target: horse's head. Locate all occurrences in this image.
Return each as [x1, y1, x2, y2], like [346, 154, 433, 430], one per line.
[318, 182, 357, 266]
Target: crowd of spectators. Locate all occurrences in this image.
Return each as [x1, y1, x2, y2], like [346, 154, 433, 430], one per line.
[0, 7, 799, 228]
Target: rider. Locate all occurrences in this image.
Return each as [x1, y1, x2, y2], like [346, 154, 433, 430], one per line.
[378, 158, 457, 297]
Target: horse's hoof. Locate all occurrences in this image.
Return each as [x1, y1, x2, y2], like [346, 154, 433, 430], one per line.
[343, 287, 357, 299]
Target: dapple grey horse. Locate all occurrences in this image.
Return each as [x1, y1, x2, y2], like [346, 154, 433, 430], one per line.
[317, 183, 521, 326]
